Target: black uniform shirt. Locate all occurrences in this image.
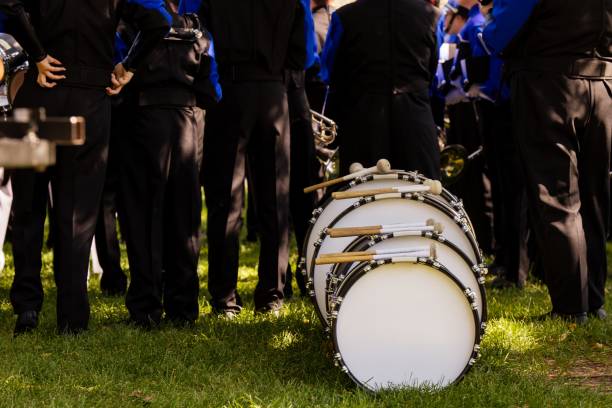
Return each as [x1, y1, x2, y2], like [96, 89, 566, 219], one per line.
[320, 0, 439, 94]
[198, 0, 306, 81]
[0, 0, 171, 75]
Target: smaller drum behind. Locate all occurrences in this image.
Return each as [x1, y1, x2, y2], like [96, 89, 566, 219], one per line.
[327, 234, 487, 324]
[330, 260, 480, 391]
[310, 195, 480, 323]
[303, 172, 470, 277]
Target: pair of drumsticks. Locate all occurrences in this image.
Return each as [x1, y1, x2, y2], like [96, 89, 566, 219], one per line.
[305, 159, 443, 265]
[303, 159, 443, 198]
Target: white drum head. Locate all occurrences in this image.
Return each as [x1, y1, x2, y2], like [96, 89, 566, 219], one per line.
[333, 262, 478, 390]
[312, 197, 478, 320]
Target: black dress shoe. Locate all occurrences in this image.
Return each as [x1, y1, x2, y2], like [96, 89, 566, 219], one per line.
[538, 311, 589, 325]
[14, 311, 39, 337]
[589, 308, 607, 321]
[255, 300, 283, 317]
[127, 313, 162, 330]
[100, 275, 128, 297]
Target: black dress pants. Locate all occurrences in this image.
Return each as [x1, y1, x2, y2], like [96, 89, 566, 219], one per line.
[120, 106, 204, 324]
[511, 73, 611, 314]
[10, 78, 110, 332]
[336, 90, 440, 179]
[203, 81, 290, 312]
[490, 101, 531, 285]
[95, 102, 129, 294]
[447, 101, 494, 254]
[286, 72, 317, 296]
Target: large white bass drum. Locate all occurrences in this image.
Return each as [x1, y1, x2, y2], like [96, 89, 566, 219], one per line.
[329, 259, 481, 391]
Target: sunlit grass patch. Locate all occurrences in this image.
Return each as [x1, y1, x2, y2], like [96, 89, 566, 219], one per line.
[0, 223, 609, 406]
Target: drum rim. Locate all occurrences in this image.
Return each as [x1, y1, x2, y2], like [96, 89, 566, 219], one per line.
[326, 233, 488, 327]
[308, 193, 482, 326]
[299, 171, 468, 279]
[329, 258, 481, 392]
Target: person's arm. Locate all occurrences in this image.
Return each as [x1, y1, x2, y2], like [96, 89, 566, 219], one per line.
[481, 0, 539, 55]
[302, 0, 317, 71]
[0, 0, 45, 61]
[0, 1, 67, 88]
[319, 11, 343, 85]
[107, 0, 171, 95]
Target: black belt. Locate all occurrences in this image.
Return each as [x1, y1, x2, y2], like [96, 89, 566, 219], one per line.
[219, 63, 283, 82]
[507, 57, 612, 79]
[62, 66, 111, 88]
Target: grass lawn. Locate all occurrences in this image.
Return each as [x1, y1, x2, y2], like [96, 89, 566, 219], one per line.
[0, 221, 610, 407]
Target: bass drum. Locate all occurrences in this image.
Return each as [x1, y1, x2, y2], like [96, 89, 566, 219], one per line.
[301, 171, 473, 281]
[327, 233, 487, 327]
[309, 193, 480, 324]
[329, 259, 481, 391]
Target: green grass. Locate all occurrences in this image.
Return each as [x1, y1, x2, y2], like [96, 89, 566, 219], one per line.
[0, 222, 610, 407]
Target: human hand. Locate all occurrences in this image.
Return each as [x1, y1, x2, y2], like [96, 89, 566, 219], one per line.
[105, 63, 134, 96]
[35, 55, 66, 88]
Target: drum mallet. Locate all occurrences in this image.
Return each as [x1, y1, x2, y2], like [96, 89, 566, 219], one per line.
[331, 179, 443, 200]
[327, 219, 445, 238]
[304, 159, 392, 193]
[315, 244, 437, 265]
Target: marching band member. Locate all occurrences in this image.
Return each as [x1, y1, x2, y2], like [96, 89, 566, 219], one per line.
[320, 0, 440, 178]
[199, 0, 306, 316]
[285, 0, 319, 299]
[436, 1, 494, 254]
[0, 0, 171, 335]
[118, 0, 221, 328]
[482, 0, 611, 322]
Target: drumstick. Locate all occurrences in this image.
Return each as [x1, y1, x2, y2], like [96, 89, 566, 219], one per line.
[331, 179, 443, 199]
[303, 159, 392, 193]
[319, 246, 432, 259]
[327, 220, 444, 238]
[315, 244, 437, 265]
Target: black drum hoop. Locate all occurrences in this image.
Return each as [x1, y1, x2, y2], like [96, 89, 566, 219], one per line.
[326, 233, 488, 329]
[329, 258, 481, 392]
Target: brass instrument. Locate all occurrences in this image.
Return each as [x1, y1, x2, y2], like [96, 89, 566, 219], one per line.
[310, 109, 339, 180]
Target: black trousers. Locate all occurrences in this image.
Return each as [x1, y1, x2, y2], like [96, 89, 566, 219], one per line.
[447, 101, 494, 254]
[119, 105, 204, 323]
[489, 101, 531, 285]
[511, 73, 611, 314]
[335, 90, 440, 179]
[95, 102, 128, 294]
[203, 81, 290, 312]
[286, 72, 317, 296]
[10, 78, 110, 332]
